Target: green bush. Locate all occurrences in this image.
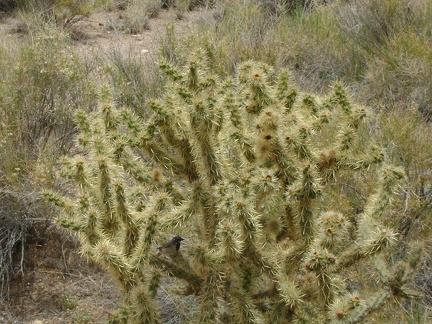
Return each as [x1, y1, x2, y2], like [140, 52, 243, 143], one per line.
[46, 53, 422, 322]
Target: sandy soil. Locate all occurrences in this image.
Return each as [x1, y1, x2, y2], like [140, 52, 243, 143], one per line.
[0, 228, 120, 323]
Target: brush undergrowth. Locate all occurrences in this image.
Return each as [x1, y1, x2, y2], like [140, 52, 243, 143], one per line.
[0, 21, 97, 300]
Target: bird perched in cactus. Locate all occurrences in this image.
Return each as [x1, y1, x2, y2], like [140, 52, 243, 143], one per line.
[157, 236, 185, 255]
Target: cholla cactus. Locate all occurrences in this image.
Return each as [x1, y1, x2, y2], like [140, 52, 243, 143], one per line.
[44, 53, 421, 322]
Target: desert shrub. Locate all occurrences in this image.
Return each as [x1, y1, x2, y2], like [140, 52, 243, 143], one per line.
[0, 197, 29, 301]
[120, 0, 159, 33]
[0, 184, 52, 300]
[117, 0, 215, 33]
[159, 23, 181, 64]
[163, 0, 432, 109]
[174, 0, 189, 19]
[121, 9, 150, 34]
[334, 0, 432, 55]
[46, 53, 423, 322]
[2, 27, 96, 158]
[160, 0, 216, 10]
[16, 0, 92, 26]
[361, 32, 432, 120]
[268, 5, 363, 92]
[380, 109, 432, 317]
[0, 25, 97, 299]
[259, 0, 327, 14]
[104, 50, 164, 116]
[335, 0, 432, 118]
[175, 0, 278, 75]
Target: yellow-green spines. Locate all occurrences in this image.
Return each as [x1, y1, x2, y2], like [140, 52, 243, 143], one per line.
[231, 289, 264, 324]
[199, 271, 222, 323]
[161, 199, 195, 229]
[332, 83, 352, 115]
[85, 208, 100, 246]
[92, 240, 135, 292]
[119, 107, 143, 137]
[45, 56, 419, 323]
[187, 60, 200, 91]
[234, 198, 262, 247]
[114, 181, 139, 256]
[286, 162, 321, 240]
[130, 284, 160, 324]
[316, 211, 349, 250]
[216, 219, 244, 261]
[327, 293, 365, 323]
[276, 69, 295, 111]
[115, 147, 153, 184]
[302, 94, 319, 116]
[276, 276, 303, 309]
[239, 61, 274, 114]
[75, 109, 91, 135]
[101, 101, 118, 132]
[148, 270, 161, 298]
[97, 156, 118, 236]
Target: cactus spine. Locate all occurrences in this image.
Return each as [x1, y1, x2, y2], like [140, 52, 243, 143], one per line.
[44, 55, 421, 322]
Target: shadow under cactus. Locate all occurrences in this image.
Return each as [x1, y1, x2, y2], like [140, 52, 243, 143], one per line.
[44, 52, 423, 323]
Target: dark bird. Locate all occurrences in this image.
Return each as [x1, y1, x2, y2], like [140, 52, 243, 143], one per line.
[157, 236, 185, 255]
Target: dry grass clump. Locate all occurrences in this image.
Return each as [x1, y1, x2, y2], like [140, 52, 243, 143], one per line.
[362, 33, 432, 120]
[120, 0, 160, 33]
[104, 49, 164, 114]
[165, 1, 361, 89]
[113, 0, 219, 33]
[16, 0, 93, 26]
[1, 26, 96, 158]
[334, 0, 432, 120]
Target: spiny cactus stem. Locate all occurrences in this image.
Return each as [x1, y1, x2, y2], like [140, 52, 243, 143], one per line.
[46, 56, 418, 322]
[149, 254, 203, 293]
